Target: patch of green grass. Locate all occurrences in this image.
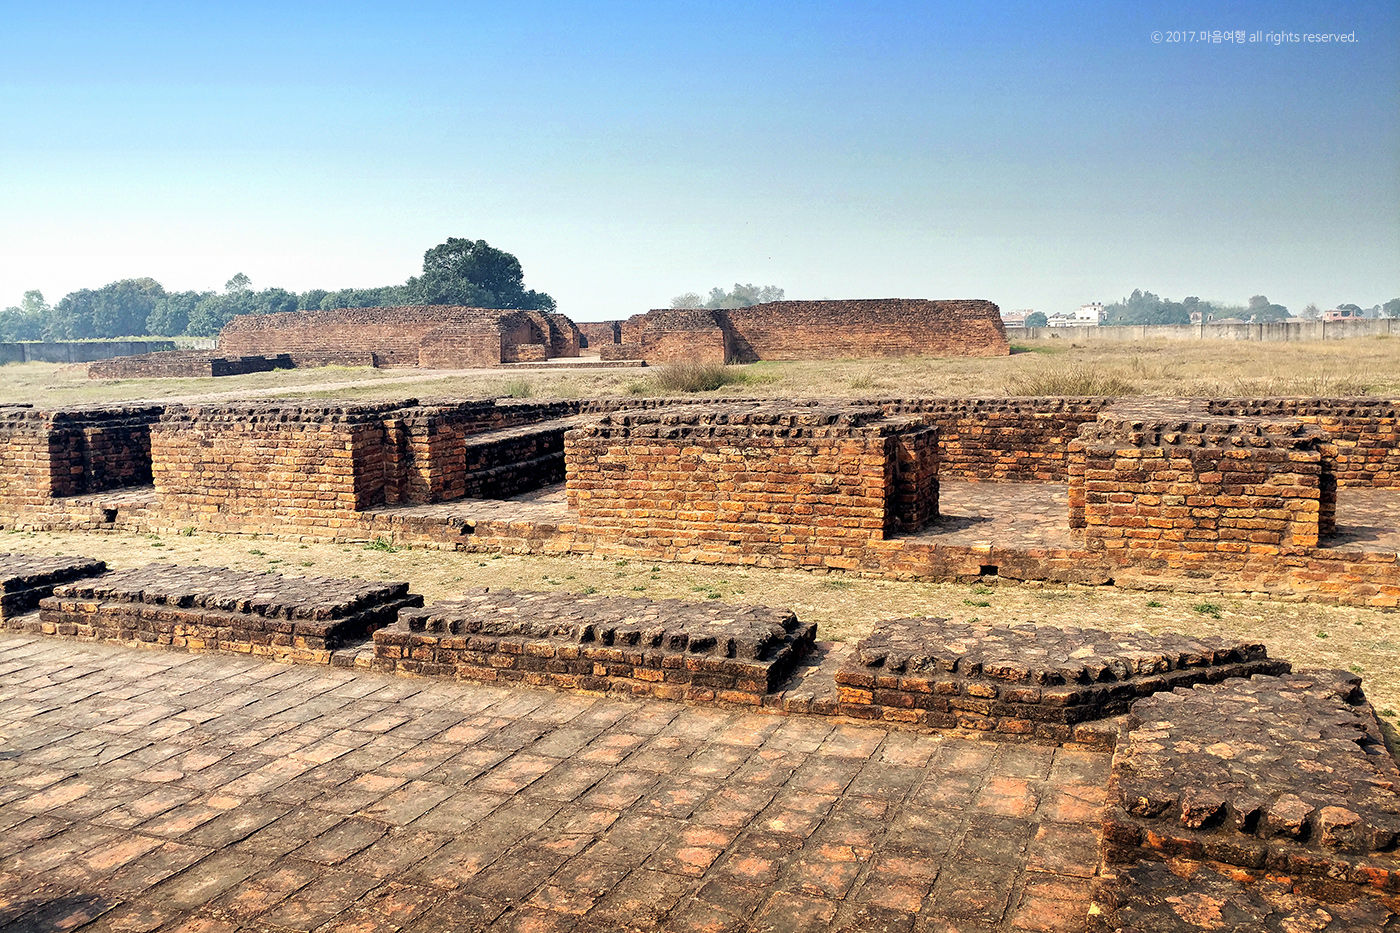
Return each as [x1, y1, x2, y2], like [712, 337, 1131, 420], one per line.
[822, 579, 854, 590]
[1146, 599, 1163, 608]
[963, 599, 991, 608]
[1193, 602, 1223, 618]
[1009, 342, 1065, 355]
[1316, 630, 1329, 639]
[179, 527, 196, 537]
[248, 548, 265, 556]
[364, 537, 399, 553]
[500, 378, 535, 399]
[580, 586, 598, 595]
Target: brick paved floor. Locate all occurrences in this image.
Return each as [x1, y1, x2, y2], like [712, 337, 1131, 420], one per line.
[1324, 487, 1400, 553]
[0, 632, 1108, 933]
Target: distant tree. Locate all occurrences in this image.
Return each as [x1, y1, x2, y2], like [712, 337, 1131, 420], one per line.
[1337, 303, 1363, 316]
[225, 272, 252, 293]
[1299, 303, 1322, 320]
[1024, 311, 1048, 328]
[1246, 294, 1290, 322]
[317, 285, 411, 310]
[1383, 298, 1400, 319]
[405, 238, 555, 310]
[0, 290, 48, 341]
[146, 290, 211, 336]
[298, 289, 328, 310]
[1102, 289, 1191, 326]
[672, 284, 785, 311]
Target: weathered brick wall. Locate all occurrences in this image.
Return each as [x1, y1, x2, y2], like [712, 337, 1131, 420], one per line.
[544, 313, 582, 358]
[1208, 397, 1400, 488]
[882, 397, 1115, 481]
[612, 300, 1009, 364]
[88, 353, 294, 379]
[576, 321, 620, 349]
[616, 309, 728, 364]
[0, 406, 161, 510]
[217, 305, 572, 368]
[152, 402, 403, 530]
[565, 404, 939, 569]
[1069, 407, 1335, 558]
[722, 299, 1010, 361]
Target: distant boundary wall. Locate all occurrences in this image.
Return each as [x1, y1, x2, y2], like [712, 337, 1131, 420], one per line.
[1021, 319, 1397, 343]
[0, 340, 178, 365]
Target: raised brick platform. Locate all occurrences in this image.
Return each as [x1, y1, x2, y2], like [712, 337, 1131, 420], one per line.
[373, 588, 816, 704]
[0, 552, 106, 619]
[1103, 671, 1400, 893]
[834, 619, 1289, 741]
[35, 564, 421, 662]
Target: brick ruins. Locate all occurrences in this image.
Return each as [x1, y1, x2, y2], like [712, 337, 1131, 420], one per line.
[84, 298, 1013, 377]
[3, 551, 1395, 927]
[593, 298, 1011, 363]
[375, 587, 816, 704]
[0, 552, 105, 618]
[28, 564, 421, 663]
[2, 393, 1399, 606]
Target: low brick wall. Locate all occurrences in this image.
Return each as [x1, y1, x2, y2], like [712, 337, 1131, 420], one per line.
[32, 564, 420, 662]
[0, 405, 162, 512]
[576, 320, 620, 349]
[833, 618, 1287, 742]
[564, 404, 940, 569]
[88, 352, 294, 379]
[0, 553, 106, 619]
[373, 588, 816, 704]
[884, 397, 1114, 482]
[1069, 404, 1335, 557]
[1102, 671, 1400, 897]
[152, 402, 405, 530]
[616, 309, 729, 364]
[1209, 397, 1400, 488]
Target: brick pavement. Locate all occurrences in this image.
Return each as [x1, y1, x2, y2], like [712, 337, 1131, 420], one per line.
[0, 631, 1109, 932]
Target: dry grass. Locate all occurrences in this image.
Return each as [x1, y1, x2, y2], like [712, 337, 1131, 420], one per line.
[2, 528, 1397, 741]
[4, 337, 1398, 407]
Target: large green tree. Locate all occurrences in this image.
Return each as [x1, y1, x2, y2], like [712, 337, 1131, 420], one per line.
[0, 291, 49, 341]
[406, 238, 555, 310]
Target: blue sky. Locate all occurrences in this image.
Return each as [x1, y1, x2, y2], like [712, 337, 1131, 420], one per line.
[2, 1, 1396, 321]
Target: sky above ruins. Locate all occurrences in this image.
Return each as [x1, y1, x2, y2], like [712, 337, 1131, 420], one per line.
[2, 1, 1397, 320]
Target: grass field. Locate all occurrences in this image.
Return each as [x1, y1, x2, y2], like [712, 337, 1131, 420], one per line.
[3, 335, 1398, 407]
[4, 337, 1398, 745]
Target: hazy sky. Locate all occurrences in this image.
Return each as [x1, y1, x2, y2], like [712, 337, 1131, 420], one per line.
[2, 1, 1397, 321]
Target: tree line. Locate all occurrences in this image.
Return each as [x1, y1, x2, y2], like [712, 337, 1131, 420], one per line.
[671, 284, 785, 310]
[0, 238, 555, 341]
[1094, 290, 1399, 326]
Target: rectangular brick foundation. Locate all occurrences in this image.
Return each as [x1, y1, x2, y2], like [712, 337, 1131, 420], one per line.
[35, 564, 421, 662]
[373, 588, 816, 704]
[834, 618, 1289, 741]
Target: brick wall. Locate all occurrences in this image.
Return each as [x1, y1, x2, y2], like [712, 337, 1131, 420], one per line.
[1069, 405, 1335, 559]
[882, 397, 1114, 481]
[565, 404, 939, 570]
[611, 300, 1009, 364]
[0, 406, 161, 510]
[576, 321, 620, 349]
[721, 299, 1010, 361]
[616, 309, 729, 364]
[151, 402, 405, 531]
[88, 352, 294, 379]
[1208, 397, 1400, 488]
[217, 305, 572, 368]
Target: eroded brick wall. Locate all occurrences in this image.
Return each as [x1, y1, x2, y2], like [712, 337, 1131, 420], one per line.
[152, 403, 402, 530]
[565, 404, 939, 569]
[1069, 406, 1334, 558]
[576, 321, 620, 349]
[0, 406, 161, 509]
[88, 353, 294, 379]
[722, 299, 1010, 361]
[882, 397, 1115, 482]
[616, 309, 728, 364]
[1208, 398, 1400, 488]
[218, 306, 570, 368]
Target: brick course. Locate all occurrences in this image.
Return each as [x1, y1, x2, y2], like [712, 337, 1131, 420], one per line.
[373, 588, 815, 704]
